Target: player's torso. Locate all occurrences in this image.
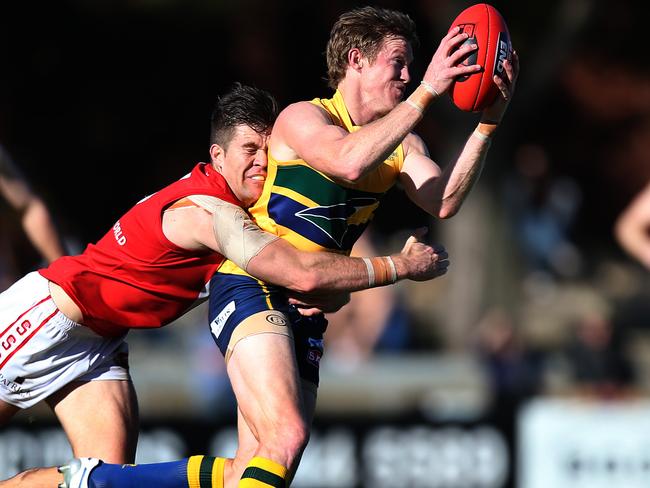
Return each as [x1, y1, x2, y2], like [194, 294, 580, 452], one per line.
[41, 163, 240, 336]
[219, 90, 404, 277]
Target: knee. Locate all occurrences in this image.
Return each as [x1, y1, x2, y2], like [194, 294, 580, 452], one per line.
[271, 415, 310, 460]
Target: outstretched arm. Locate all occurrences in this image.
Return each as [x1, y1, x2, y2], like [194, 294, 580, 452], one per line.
[162, 198, 449, 294]
[246, 227, 448, 294]
[400, 52, 520, 219]
[615, 181, 650, 269]
[269, 28, 480, 183]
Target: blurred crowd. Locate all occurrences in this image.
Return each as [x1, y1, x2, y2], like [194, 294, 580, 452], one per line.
[2, 0, 650, 424]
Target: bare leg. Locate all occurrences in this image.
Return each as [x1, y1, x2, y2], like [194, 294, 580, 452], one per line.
[48, 379, 139, 462]
[0, 380, 138, 488]
[225, 332, 317, 488]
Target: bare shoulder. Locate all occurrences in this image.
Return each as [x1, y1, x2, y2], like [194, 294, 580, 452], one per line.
[162, 198, 216, 251]
[271, 101, 334, 159]
[276, 100, 331, 129]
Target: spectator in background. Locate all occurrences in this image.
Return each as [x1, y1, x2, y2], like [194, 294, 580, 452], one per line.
[0, 144, 65, 290]
[474, 306, 544, 435]
[502, 143, 582, 280]
[564, 309, 637, 400]
[615, 180, 650, 270]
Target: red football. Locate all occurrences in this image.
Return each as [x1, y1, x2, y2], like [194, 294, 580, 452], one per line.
[448, 3, 512, 112]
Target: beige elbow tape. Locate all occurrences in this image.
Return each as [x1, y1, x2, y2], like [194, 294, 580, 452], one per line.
[188, 195, 278, 270]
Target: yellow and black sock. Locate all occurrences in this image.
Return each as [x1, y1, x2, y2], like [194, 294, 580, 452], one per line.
[187, 455, 227, 488]
[88, 455, 227, 488]
[239, 456, 287, 487]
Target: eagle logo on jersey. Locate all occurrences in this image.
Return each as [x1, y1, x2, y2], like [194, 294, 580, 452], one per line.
[268, 193, 380, 251]
[295, 198, 379, 248]
[265, 164, 387, 251]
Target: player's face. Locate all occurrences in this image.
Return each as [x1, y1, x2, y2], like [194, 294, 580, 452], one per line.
[362, 36, 413, 116]
[211, 124, 270, 207]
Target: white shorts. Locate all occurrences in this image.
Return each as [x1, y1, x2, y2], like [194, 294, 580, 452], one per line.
[0, 272, 131, 409]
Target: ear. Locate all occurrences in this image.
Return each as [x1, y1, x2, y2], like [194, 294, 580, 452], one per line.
[348, 48, 364, 71]
[209, 144, 225, 172]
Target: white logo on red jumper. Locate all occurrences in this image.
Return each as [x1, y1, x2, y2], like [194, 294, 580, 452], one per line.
[113, 221, 127, 246]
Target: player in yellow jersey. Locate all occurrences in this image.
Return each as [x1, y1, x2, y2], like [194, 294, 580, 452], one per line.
[209, 7, 517, 486]
[58, 6, 518, 488]
[215, 7, 516, 486]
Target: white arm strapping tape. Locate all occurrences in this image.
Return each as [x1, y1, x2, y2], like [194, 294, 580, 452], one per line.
[187, 195, 279, 271]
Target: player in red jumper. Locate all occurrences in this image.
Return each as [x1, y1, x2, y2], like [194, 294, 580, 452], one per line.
[0, 84, 448, 487]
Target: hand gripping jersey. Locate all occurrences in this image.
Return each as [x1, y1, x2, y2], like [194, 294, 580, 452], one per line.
[218, 89, 405, 279]
[40, 163, 241, 337]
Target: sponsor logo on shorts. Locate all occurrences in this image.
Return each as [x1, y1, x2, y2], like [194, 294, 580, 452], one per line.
[210, 300, 236, 339]
[0, 372, 29, 398]
[306, 349, 322, 367]
[306, 337, 324, 367]
[266, 313, 287, 326]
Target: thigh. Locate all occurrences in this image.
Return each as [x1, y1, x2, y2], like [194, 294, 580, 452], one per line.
[227, 331, 305, 436]
[47, 379, 139, 463]
[208, 271, 290, 359]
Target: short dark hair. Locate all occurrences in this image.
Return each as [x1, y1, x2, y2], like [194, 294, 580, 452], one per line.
[210, 83, 279, 148]
[326, 6, 419, 90]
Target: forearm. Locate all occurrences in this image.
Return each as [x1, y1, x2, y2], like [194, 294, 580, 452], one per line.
[246, 240, 405, 294]
[431, 122, 494, 219]
[22, 199, 65, 262]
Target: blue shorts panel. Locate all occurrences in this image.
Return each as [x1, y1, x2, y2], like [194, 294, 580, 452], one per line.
[208, 272, 327, 386]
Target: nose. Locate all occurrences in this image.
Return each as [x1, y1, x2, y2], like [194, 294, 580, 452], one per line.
[402, 65, 411, 83]
[254, 149, 268, 169]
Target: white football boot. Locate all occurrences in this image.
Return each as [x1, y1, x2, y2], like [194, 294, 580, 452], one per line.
[58, 457, 102, 488]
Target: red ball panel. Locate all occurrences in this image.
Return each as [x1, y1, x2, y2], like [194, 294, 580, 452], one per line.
[448, 3, 512, 112]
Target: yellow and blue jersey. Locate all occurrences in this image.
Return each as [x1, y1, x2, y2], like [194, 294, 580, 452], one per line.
[209, 91, 405, 382]
[219, 89, 405, 278]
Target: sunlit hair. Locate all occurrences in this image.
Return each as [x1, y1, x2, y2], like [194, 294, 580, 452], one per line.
[210, 83, 278, 149]
[326, 6, 419, 90]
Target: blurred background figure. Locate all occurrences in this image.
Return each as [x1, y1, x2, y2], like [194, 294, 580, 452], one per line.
[0, 143, 65, 291]
[563, 309, 637, 400]
[503, 143, 583, 281]
[474, 306, 544, 433]
[615, 180, 650, 271]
